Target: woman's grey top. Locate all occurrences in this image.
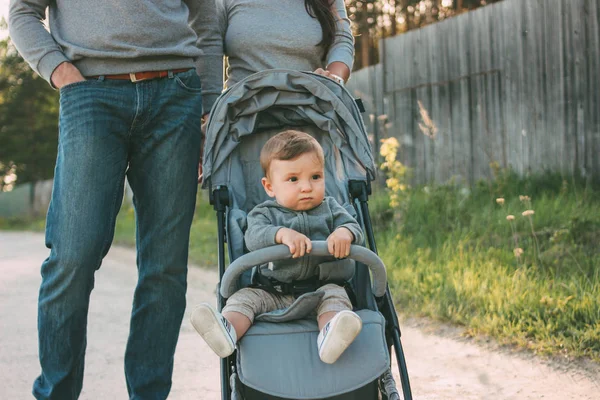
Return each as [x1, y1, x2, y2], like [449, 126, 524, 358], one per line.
[215, 0, 354, 93]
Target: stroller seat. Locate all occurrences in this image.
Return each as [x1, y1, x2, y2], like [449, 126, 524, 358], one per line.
[237, 310, 389, 399]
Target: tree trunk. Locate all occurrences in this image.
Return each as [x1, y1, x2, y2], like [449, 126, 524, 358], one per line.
[361, 29, 371, 69]
[390, 0, 397, 36]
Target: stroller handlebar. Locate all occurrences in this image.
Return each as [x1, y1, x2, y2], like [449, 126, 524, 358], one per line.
[220, 241, 387, 299]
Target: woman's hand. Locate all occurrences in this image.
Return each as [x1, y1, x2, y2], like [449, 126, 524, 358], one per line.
[276, 228, 312, 258]
[327, 227, 353, 258]
[51, 62, 85, 89]
[314, 62, 349, 85]
[313, 68, 344, 85]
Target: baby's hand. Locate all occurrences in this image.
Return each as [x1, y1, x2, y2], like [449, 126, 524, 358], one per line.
[276, 228, 312, 258]
[327, 227, 353, 258]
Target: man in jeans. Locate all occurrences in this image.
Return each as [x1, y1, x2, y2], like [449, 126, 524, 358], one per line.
[8, 1, 221, 399]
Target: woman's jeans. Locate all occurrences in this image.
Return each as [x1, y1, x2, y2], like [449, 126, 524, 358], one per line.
[32, 70, 203, 400]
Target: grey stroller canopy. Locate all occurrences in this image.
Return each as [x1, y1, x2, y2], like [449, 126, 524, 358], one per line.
[202, 69, 376, 206]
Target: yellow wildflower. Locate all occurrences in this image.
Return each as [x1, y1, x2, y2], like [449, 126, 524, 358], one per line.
[519, 195, 531, 202]
[513, 248, 524, 257]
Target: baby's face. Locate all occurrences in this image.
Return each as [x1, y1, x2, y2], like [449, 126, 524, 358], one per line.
[262, 152, 325, 211]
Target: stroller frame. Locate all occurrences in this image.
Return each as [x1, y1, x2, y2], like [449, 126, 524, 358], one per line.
[209, 178, 413, 400]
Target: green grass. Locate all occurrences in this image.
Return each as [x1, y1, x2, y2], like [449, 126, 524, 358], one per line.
[0, 215, 46, 231]
[374, 172, 600, 360]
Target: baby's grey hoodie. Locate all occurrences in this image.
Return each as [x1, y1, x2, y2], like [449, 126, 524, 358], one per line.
[244, 197, 364, 283]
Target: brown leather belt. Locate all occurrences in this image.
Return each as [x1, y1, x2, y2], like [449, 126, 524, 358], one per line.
[90, 68, 191, 82]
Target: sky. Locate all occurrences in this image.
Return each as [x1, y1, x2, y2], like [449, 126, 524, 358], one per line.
[0, 0, 8, 39]
[0, 0, 7, 20]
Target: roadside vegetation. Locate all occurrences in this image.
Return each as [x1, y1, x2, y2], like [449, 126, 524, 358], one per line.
[376, 137, 600, 361]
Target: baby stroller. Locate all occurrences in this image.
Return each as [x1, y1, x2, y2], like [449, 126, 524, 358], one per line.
[202, 69, 412, 400]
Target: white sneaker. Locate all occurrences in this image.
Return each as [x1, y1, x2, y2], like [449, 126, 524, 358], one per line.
[317, 310, 362, 364]
[190, 303, 237, 358]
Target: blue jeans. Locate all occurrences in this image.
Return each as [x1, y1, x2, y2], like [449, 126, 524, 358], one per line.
[33, 70, 203, 400]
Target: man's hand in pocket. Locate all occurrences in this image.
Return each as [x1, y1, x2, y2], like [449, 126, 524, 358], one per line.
[51, 62, 85, 89]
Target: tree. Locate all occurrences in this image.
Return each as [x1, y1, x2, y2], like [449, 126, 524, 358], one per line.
[0, 19, 59, 191]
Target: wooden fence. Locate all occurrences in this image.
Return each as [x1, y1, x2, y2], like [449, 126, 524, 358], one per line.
[347, 0, 599, 185]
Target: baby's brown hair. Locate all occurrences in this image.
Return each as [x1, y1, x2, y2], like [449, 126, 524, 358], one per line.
[260, 130, 325, 177]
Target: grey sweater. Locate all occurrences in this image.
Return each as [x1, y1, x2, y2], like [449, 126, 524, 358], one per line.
[216, 0, 354, 90]
[244, 197, 364, 282]
[8, 0, 222, 112]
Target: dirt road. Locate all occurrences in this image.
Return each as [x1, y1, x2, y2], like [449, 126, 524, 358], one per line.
[1, 231, 598, 399]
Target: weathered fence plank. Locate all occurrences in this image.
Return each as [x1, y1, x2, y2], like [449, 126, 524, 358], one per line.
[585, 0, 600, 179]
[543, 0, 565, 174]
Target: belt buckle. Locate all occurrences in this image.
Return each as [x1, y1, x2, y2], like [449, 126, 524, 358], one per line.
[129, 72, 148, 83]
